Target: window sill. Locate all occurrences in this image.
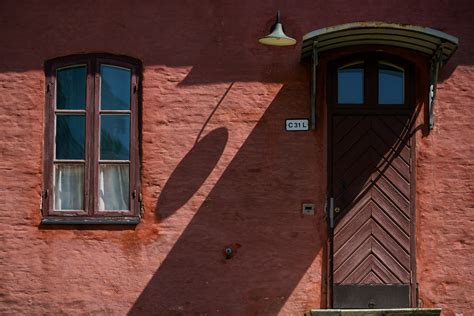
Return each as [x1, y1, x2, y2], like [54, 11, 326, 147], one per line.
[41, 216, 140, 225]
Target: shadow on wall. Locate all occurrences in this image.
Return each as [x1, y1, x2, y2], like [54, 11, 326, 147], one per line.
[2, 1, 471, 82]
[129, 80, 326, 315]
[155, 127, 229, 219]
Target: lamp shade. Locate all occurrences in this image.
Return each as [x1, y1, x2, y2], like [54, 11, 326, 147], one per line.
[259, 11, 296, 46]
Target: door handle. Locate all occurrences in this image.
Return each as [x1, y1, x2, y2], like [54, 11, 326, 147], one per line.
[329, 197, 334, 229]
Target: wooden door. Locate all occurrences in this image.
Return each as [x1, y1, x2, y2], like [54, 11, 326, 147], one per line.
[330, 114, 414, 308]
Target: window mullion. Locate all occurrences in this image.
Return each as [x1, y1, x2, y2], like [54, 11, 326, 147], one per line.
[89, 59, 100, 216]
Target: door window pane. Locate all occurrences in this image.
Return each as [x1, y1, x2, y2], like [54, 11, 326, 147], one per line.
[99, 164, 129, 211]
[56, 66, 87, 109]
[378, 62, 404, 104]
[56, 115, 85, 160]
[338, 62, 364, 104]
[100, 65, 131, 110]
[54, 164, 84, 210]
[100, 115, 130, 160]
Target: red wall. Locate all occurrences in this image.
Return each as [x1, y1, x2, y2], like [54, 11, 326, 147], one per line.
[0, 1, 472, 315]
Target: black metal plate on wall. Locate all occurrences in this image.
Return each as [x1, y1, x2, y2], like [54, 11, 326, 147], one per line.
[333, 284, 410, 309]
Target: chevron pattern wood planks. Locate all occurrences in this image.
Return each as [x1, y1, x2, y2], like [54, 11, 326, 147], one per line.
[332, 115, 412, 286]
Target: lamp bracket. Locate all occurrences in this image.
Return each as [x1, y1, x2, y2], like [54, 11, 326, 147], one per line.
[429, 43, 445, 130]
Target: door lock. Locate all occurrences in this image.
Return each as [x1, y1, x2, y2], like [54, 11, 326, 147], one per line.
[368, 299, 376, 308]
[334, 207, 341, 213]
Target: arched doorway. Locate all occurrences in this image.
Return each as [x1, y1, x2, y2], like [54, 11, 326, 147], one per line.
[328, 53, 415, 308]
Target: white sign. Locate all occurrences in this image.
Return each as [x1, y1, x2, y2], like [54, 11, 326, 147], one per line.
[285, 119, 309, 131]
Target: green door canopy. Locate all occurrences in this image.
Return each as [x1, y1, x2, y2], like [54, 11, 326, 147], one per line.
[301, 22, 458, 62]
[301, 22, 459, 131]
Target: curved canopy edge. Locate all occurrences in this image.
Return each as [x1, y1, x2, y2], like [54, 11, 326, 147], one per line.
[301, 22, 458, 64]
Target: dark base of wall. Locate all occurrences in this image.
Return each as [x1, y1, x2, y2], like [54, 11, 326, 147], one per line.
[307, 308, 441, 316]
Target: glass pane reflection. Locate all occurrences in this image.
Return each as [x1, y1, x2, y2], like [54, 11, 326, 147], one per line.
[100, 65, 131, 110]
[379, 62, 404, 104]
[56, 115, 85, 160]
[57, 66, 87, 110]
[338, 62, 364, 104]
[100, 115, 130, 160]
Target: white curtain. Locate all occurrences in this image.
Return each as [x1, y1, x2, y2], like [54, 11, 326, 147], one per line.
[54, 164, 84, 210]
[99, 164, 129, 211]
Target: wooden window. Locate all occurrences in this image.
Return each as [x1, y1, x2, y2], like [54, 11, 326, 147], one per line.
[331, 53, 413, 114]
[42, 54, 141, 224]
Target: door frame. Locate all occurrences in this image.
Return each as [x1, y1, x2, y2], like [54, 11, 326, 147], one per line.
[324, 52, 418, 308]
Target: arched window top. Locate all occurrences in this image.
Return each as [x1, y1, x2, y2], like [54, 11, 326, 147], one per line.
[331, 54, 412, 111]
[302, 23, 458, 129]
[42, 53, 142, 224]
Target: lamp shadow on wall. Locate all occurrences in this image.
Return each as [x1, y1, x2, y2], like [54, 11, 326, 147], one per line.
[129, 78, 327, 314]
[155, 81, 234, 219]
[155, 126, 229, 219]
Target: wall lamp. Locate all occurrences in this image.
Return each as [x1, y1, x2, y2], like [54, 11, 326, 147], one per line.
[259, 11, 296, 46]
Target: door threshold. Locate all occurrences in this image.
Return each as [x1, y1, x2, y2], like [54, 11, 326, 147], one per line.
[307, 308, 441, 316]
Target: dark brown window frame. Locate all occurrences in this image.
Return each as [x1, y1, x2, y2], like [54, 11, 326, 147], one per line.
[328, 52, 414, 115]
[42, 53, 142, 225]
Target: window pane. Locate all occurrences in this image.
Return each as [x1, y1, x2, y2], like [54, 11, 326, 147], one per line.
[378, 62, 404, 104]
[99, 164, 129, 211]
[56, 115, 85, 160]
[100, 115, 130, 160]
[100, 65, 131, 110]
[338, 62, 364, 104]
[57, 66, 86, 109]
[54, 164, 84, 210]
